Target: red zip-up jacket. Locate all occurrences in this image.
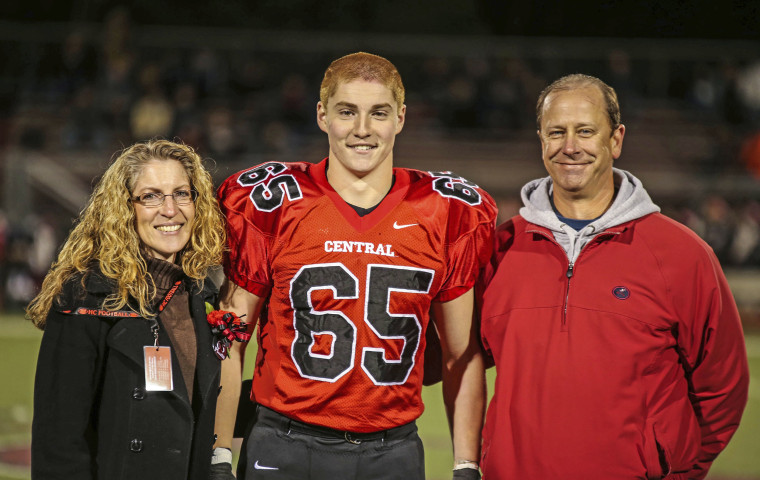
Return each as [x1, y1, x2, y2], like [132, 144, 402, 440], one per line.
[480, 213, 749, 480]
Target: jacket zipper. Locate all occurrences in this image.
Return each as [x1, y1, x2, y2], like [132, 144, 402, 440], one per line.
[527, 227, 622, 332]
[563, 262, 574, 330]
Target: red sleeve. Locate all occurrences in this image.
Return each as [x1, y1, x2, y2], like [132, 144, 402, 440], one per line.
[666, 239, 749, 479]
[217, 170, 273, 298]
[436, 189, 497, 303]
[476, 217, 517, 363]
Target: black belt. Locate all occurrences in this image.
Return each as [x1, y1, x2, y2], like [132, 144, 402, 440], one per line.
[255, 405, 417, 444]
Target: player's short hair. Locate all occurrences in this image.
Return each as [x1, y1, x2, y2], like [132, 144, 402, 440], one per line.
[320, 52, 405, 109]
[536, 73, 621, 133]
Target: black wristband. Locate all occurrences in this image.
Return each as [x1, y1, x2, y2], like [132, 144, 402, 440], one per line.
[209, 461, 235, 480]
[452, 467, 481, 480]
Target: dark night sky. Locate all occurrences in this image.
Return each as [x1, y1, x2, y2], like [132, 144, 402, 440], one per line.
[2, 0, 758, 40]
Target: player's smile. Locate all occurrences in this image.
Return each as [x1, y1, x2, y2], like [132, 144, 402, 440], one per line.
[348, 143, 376, 152]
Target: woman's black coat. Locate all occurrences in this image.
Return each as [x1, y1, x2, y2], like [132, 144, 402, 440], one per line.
[31, 269, 221, 480]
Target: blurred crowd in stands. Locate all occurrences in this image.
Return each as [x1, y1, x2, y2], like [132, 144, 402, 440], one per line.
[1, 7, 760, 311]
[4, 8, 758, 158]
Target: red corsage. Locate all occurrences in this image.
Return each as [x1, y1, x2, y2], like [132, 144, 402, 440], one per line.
[207, 310, 252, 360]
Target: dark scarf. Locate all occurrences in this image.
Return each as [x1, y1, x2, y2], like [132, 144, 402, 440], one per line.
[145, 256, 197, 403]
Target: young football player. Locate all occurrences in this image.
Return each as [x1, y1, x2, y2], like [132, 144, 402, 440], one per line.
[211, 52, 496, 480]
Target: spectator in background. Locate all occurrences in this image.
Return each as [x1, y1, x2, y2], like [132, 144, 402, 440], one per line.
[129, 63, 175, 141]
[718, 62, 748, 127]
[41, 31, 98, 102]
[730, 200, 760, 267]
[485, 58, 530, 132]
[25, 214, 57, 286]
[738, 61, 760, 125]
[61, 84, 109, 150]
[0, 209, 7, 309]
[279, 73, 311, 130]
[100, 6, 134, 69]
[741, 129, 760, 178]
[129, 91, 174, 140]
[4, 226, 36, 310]
[698, 194, 736, 264]
[446, 73, 480, 129]
[171, 81, 205, 149]
[204, 104, 242, 157]
[605, 49, 639, 121]
[417, 56, 452, 130]
[191, 47, 227, 99]
[99, 52, 136, 149]
[479, 73, 749, 479]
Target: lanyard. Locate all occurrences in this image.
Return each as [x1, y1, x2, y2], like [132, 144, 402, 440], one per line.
[149, 280, 183, 347]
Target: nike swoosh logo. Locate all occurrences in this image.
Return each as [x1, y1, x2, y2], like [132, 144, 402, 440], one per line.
[254, 460, 279, 470]
[393, 221, 418, 230]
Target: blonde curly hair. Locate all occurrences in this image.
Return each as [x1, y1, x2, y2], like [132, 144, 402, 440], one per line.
[27, 139, 225, 329]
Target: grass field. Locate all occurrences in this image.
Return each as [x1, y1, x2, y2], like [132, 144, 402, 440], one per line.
[0, 313, 757, 480]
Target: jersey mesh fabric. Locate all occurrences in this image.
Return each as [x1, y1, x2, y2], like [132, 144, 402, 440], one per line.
[218, 158, 496, 432]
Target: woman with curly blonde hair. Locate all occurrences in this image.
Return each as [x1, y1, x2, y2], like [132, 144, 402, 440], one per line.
[29, 139, 228, 480]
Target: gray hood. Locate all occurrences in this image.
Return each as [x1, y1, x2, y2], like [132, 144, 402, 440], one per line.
[519, 168, 660, 263]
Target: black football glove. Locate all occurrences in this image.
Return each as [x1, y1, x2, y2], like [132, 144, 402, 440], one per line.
[453, 467, 481, 480]
[209, 461, 236, 480]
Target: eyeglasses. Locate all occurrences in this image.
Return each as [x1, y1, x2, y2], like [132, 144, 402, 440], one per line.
[132, 189, 198, 207]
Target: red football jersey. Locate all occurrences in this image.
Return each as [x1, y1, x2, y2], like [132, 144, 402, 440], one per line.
[218, 159, 496, 432]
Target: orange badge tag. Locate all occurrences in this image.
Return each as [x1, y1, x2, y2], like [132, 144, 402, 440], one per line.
[143, 346, 174, 391]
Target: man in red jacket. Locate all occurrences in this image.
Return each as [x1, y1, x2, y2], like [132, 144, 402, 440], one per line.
[479, 73, 749, 480]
